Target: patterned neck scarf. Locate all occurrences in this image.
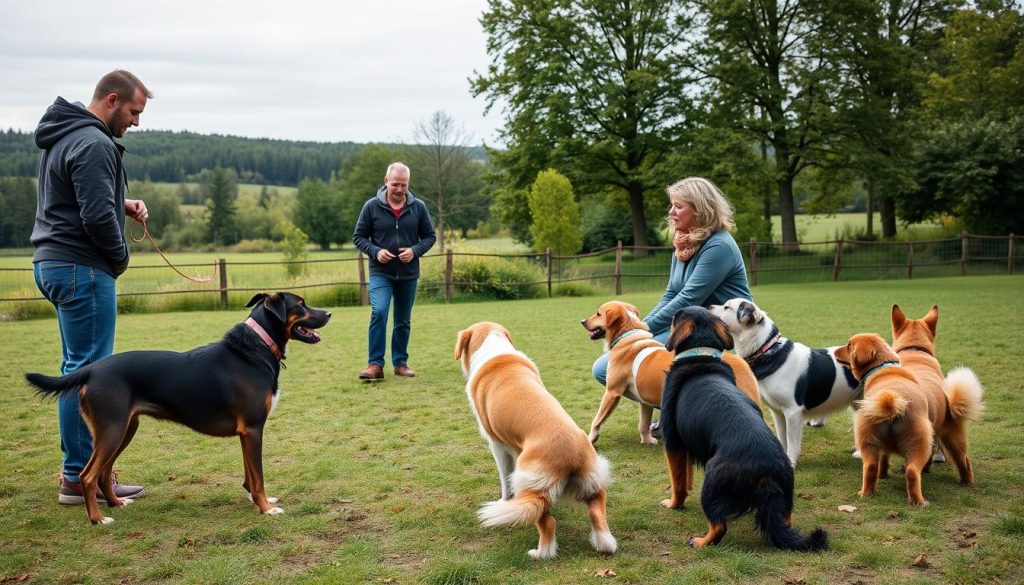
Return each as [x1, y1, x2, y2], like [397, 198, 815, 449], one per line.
[673, 230, 702, 262]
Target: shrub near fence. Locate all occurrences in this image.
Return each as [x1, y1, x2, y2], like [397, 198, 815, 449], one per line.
[1, 233, 1021, 319]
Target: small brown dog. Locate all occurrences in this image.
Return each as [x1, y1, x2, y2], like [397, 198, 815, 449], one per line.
[582, 300, 760, 444]
[891, 304, 984, 482]
[835, 332, 982, 505]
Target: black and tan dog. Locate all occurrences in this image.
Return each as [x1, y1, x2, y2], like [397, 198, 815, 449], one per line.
[25, 292, 330, 524]
[660, 306, 827, 551]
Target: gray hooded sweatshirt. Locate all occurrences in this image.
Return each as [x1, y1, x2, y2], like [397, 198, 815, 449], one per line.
[31, 97, 130, 277]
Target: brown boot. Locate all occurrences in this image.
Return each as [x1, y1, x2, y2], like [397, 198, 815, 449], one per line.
[393, 365, 416, 378]
[358, 364, 384, 382]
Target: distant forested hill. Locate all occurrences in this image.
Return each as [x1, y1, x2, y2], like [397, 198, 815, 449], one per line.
[0, 129, 365, 186]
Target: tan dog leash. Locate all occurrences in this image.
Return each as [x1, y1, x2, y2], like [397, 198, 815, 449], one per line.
[128, 221, 215, 284]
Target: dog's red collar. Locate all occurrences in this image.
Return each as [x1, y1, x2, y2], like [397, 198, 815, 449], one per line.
[245, 317, 282, 360]
[896, 345, 933, 356]
[747, 330, 782, 362]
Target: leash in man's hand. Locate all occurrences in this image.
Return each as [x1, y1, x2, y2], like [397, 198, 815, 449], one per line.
[128, 220, 215, 284]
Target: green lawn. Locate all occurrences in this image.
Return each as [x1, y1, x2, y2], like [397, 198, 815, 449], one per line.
[1, 276, 1022, 584]
[772, 213, 947, 243]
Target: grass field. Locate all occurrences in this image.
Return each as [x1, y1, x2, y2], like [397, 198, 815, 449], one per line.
[1, 276, 1022, 584]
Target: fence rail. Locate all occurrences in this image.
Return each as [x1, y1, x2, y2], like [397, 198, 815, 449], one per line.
[1, 233, 1021, 315]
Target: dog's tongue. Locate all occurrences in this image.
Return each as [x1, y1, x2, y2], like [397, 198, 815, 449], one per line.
[296, 326, 321, 341]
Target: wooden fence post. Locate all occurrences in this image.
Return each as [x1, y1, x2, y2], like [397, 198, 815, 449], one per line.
[749, 238, 758, 286]
[546, 248, 552, 298]
[907, 241, 914, 280]
[357, 253, 368, 306]
[445, 249, 453, 303]
[961, 232, 969, 276]
[833, 238, 843, 282]
[1009, 234, 1015, 275]
[218, 258, 228, 309]
[615, 240, 623, 295]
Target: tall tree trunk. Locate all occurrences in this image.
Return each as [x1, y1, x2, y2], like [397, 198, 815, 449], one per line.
[778, 174, 799, 251]
[628, 182, 649, 256]
[866, 178, 875, 237]
[880, 195, 896, 239]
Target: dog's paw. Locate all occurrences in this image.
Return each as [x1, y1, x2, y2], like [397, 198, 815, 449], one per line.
[686, 536, 698, 549]
[527, 543, 557, 560]
[95, 516, 114, 525]
[265, 506, 285, 515]
[910, 498, 930, 507]
[588, 431, 600, 444]
[248, 493, 280, 505]
[660, 498, 682, 510]
[591, 529, 617, 554]
[640, 436, 658, 446]
[857, 489, 873, 498]
[118, 497, 134, 507]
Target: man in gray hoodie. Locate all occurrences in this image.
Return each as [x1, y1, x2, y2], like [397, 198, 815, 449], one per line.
[32, 70, 151, 505]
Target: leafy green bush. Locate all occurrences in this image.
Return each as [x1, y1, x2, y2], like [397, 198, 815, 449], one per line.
[553, 281, 600, 297]
[420, 254, 545, 301]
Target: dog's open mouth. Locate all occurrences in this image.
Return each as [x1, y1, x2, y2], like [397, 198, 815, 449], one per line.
[291, 325, 323, 344]
[586, 325, 606, 341]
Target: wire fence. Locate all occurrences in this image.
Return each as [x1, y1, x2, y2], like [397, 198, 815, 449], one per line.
[1, 233, 1021, 319]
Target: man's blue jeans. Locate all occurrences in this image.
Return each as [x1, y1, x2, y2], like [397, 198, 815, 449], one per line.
[34, 261, 117, 483]
[367, 274, 418, 367]
[591, 328, 671, 385]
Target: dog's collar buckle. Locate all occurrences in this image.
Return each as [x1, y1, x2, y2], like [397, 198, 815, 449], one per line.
[674, 347, 723, 361]
[861, 360, 900, 382]
[245, 317, 282, 360]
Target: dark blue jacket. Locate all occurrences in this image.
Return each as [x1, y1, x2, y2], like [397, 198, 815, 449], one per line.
[31, 97, 130, 277]
[353, 187, 436, 280]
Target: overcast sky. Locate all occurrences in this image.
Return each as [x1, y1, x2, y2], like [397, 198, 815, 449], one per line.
[0, 0, 506, 146]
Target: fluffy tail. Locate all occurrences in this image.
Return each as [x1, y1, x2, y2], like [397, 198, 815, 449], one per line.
[25, 370, 90, 399]
[754, 479, 828, 552]
[856, 390, 909, 424]
[478, 468, 560, 527]
[944, 367, 984, 422]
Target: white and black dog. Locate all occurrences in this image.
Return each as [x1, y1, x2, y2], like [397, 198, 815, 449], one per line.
[709, 298, 860, 467]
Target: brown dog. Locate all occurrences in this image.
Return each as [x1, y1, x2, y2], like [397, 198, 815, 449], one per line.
[835, 332, 982, 505]
[456, 322, 616, 559]
[582, 300, 760, 444]
[891, 304, 984, 481]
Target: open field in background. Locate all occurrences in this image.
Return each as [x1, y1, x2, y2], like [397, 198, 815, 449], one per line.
[1, 276, 1022, 584]
[770, 213, 949, 244]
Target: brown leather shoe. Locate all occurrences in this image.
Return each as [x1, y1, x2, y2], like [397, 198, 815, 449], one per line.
[358, 364, 384, 381]
[393, 365, 416, 378]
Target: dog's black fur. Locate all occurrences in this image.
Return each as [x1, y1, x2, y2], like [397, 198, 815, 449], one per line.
[25, 292, 330, 524]
[661, 306, 827, 551]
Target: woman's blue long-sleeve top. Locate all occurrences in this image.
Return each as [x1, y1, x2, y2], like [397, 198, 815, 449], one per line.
[643, 229, 752, 336]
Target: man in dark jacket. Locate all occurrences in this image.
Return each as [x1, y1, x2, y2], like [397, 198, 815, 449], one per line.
[32, 70, 151, 504]
[353, 162, 436, 381]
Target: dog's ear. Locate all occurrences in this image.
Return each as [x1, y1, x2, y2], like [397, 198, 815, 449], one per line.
[262, 293, 288, 323]
[626, 303, 641, 321]
[666, 318, 693, 352]
[923, 305, 938, 336]
[501, 325, 513, 344]
[891, 304, 906, 330]
[246, 293, 268, 308]
[714, 319, 734, 350]
[834, 344, 850, 366]
[454, 328, 471, 360]
[737, 301, 763, 326]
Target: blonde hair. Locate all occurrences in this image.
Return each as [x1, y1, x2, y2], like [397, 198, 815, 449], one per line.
[666, 177, 735, 242]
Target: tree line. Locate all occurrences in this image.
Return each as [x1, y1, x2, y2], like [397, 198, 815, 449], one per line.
[473, 0, 1024, 249]
[0, 113, 492, 252]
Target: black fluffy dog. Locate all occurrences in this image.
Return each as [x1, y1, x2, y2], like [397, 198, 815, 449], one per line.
[25, 292, 330, 525]
[660, 306, 827, 551]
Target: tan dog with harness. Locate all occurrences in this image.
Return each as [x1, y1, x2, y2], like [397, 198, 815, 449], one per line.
[582, 300, 761, 445]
